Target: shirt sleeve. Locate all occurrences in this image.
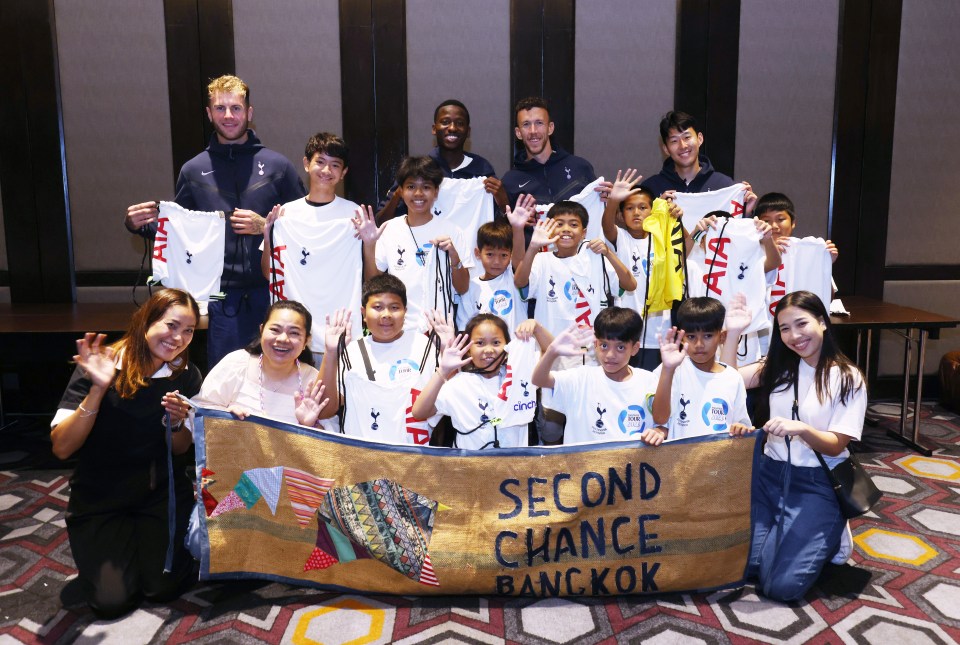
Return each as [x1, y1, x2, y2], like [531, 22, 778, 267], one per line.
[194, 352, 247, 411]
[826, 369, 867, 440]
[525, 253, 543, 300]
[548, 368, 581, 415]
[452, 226, 475, 269]
[375, 224, 391, 272]
[51, 365, 93, 427]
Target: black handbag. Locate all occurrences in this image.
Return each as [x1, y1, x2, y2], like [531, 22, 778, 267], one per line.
[792, 380, 882, 518]
[814, 451, 882, 518]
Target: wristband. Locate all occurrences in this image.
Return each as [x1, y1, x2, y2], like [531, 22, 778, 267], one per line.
[78, 403, 98, 417]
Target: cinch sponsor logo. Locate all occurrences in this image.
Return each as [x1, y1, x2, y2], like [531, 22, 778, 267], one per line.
[513, 400, 536, 411]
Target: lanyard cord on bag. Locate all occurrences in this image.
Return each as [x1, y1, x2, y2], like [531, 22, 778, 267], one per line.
[641, 235, 653, 346]
[268, 221, 279, 305]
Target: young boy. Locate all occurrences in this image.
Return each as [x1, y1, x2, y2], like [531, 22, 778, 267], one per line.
[601, 168, 691, 370]
[514, 201, 637, 369]
[261, 132, 364, 359]
[531, 307, 678, 445]
[649, 297, 752, 443]
[317, 275, 450, 445]
[360, 156, 473, 332]
[456, 195, 536, 331]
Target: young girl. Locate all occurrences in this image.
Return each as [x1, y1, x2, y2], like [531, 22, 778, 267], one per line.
[50, 289, 202, 618]
[196, 300, 329, 428]
[411, 315, 552, 449]
[728, 290, 867, 601]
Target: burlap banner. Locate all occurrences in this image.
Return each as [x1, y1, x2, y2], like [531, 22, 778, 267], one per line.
[195, 409, 756, 597]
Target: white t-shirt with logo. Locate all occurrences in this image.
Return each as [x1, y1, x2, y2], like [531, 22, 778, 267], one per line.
[375, 216, 474, 331]
[266, 197, 362, 351]
[613, 232, 670, 348]
[456, 268, 523, 332]
[152, 201, 227, 315]
[653, 359, 750, 441]
[548, 366, 657, 444]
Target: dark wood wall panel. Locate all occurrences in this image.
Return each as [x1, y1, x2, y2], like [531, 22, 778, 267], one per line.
[339, 0, 408, 207]
[0, 0, 75, 303]
[163, 0, 236, 184]
[510, 0, 576, 156]
[829, 0, 902, 298]
[675, 0, 741, 177]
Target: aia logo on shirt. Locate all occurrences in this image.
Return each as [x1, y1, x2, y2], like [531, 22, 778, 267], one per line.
[389, 359, 420, 381]
[488, 290, 514, 315]
[617, 404, 648, 436]
[701, 398, 730, 431]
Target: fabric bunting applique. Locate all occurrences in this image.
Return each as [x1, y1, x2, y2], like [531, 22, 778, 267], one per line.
[284, 468, 336, 526]
[201, 468, 219, 517]
[311, 478, 445, 586]
[207, 467, 334, 523]
[210, 490, 245, 517]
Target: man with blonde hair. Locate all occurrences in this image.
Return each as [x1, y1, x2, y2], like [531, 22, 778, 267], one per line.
[125, 74, 305, 367]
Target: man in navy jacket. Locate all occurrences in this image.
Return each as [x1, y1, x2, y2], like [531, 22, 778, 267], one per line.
[125, 75, 305, 367]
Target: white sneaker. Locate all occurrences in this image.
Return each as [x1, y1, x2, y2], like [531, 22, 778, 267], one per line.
[831, 521, 853, 564]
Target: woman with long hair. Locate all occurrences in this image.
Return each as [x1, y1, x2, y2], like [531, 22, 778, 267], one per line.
[50, 288, 202, 618]
[730, 290, 867, 601]
[195, 299, 329, 428]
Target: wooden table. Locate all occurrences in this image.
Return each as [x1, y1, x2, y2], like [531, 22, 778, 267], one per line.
[0, 302, 140, 333]
[830, 295, 959, 455]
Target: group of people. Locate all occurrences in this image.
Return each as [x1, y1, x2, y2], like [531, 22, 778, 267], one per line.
[52, 74, 867, 617]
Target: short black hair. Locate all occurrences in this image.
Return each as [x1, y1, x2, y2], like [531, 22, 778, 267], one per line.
[395, 155, 444, 189]
[433, 99, 470, 124]
[659, 111, 700, 144]
[594, 307, 643, 342]
[362, 274, 407, 307]
[304, 132, 348, 165]
[675, 297, 725, 333]
[546, 201, 588, 228]
[754, 192, 796, 222]
[515, 96, 550, 121]
[618, 187, 656, 214]
[476, 220, 512, 251]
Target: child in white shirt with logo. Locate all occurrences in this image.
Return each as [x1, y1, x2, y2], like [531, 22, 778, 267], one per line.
[531, 307, 674, 445]
[412, 314, 551, 449]
[650, 296, 752, 443]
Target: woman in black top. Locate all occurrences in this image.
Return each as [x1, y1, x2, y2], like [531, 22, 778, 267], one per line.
[51, 289, 202, 618]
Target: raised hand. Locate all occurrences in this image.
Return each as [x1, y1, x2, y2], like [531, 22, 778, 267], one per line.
[595, 180, 614, 203]
[608, 168, 643, 203]
[439, 334, 473, 376]
[658, 326, 687, 369]
[506, 193, 538, 229]
[724, 292, 753, 336]
[549, 324, 596, 358]
[352, 204, 386, 243]
[424, 309, 455, 346]
[74, 333, 118, 389]
[295, 377, 330, 428]
[324, 308, 352, 353]
[666, 201, 683, 221]
[530, 218, 560, 248]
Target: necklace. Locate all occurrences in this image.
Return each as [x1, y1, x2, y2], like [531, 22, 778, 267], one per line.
[405, 216, 427, 264]
[258, 354, 303, 412]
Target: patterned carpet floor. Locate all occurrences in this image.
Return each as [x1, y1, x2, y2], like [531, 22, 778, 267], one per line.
[1, 402, 959, 644]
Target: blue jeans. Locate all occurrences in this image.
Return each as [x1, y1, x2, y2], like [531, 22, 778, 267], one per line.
[207, 287, 270, 368]
[747, 451, 845, 602]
